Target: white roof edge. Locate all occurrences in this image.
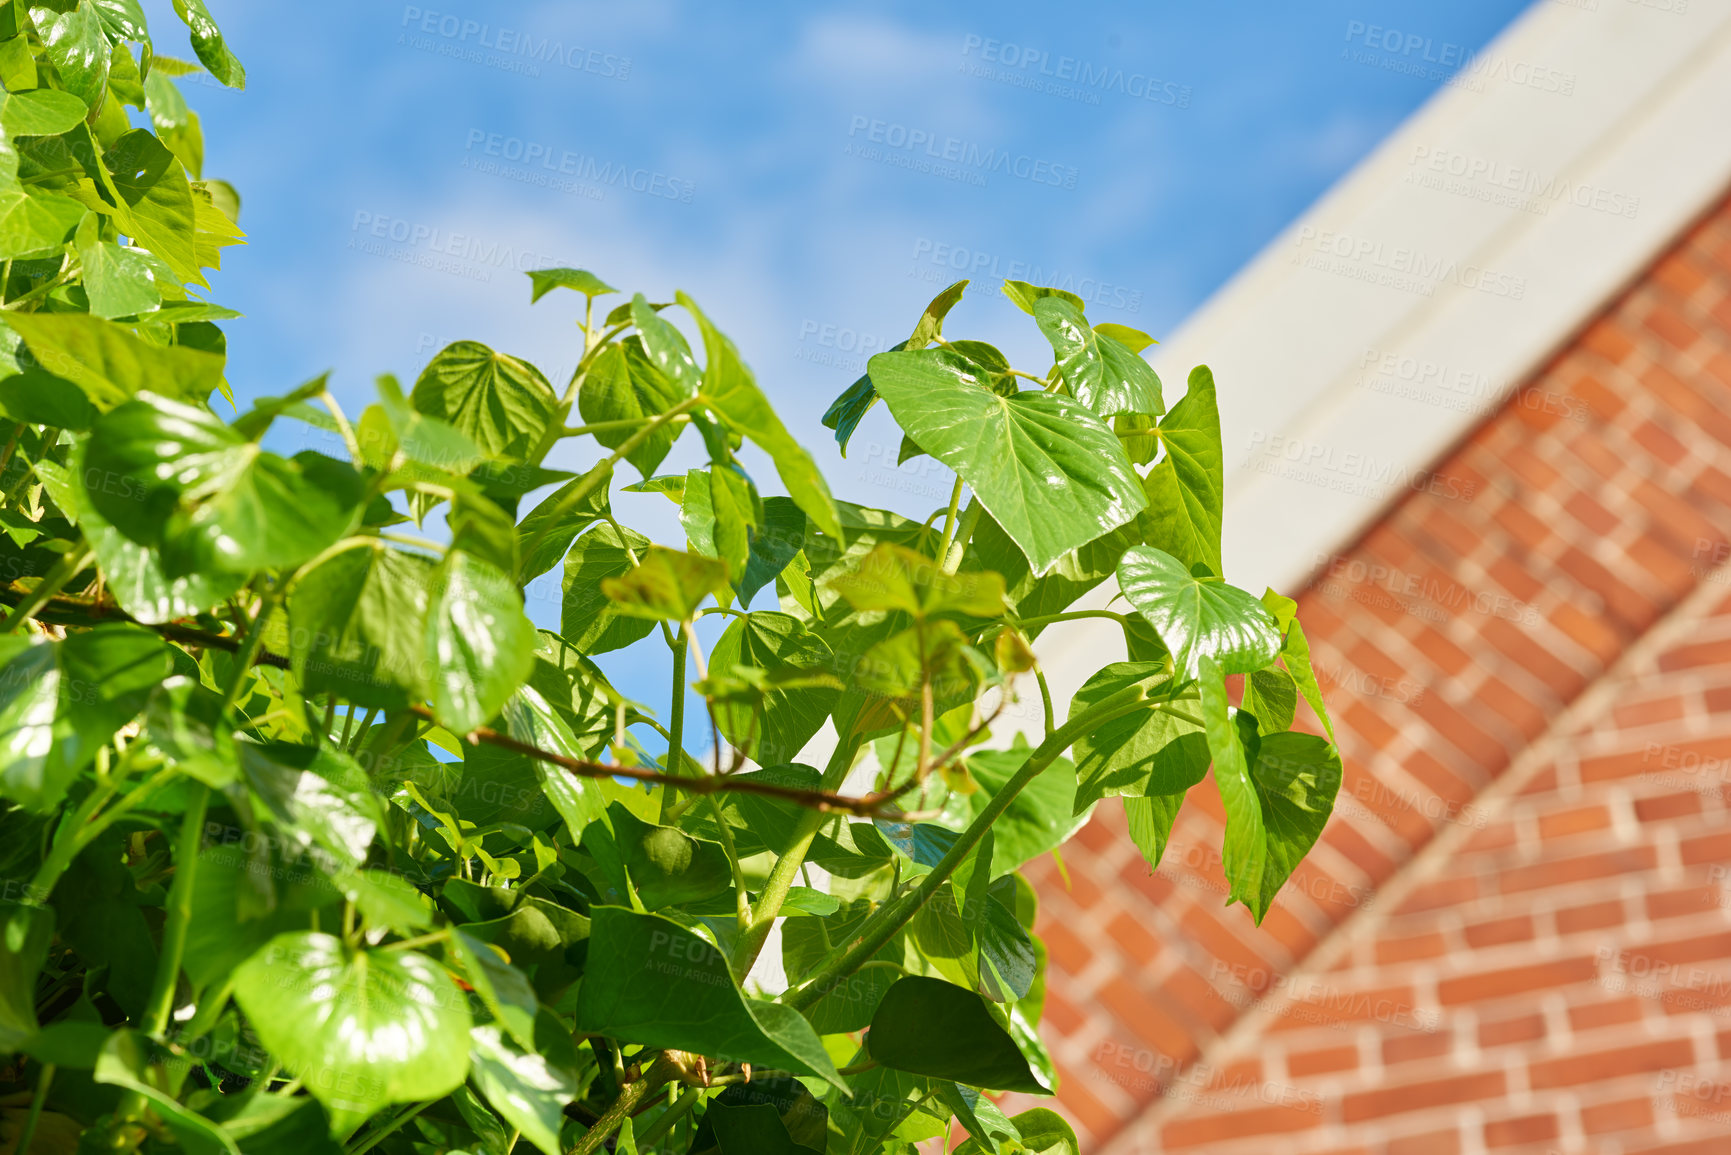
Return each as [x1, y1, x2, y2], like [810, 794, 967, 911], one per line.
[1147, 0, 1731, 600]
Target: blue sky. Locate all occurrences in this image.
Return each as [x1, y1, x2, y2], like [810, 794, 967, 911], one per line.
[137, 0, 1534, 711]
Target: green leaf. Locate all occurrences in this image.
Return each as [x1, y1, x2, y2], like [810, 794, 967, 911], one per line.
[468, 1024, 577, 1155]
[0, 904, 52, 1054]
[802, 960, 902, 1035]
[0, 182, 86, 260]
[239, 742, 382, 870]
[0, 87, 89, 136]
[865, 976, 1050, 1094]
[79, 235, 164, 319]
[1117, 545, 1281, 680]
[908, 278, 968, 349]
[957, 1108, 1079, 1155]
[93, 1031, 242, 1153]
[1124, 793, 1185, 870]
[91, 0, 149, 43]
[1000, 279, 1083, 317]
[561, 523, 657, 654]
[171, 0, 245, 88]
[526, 266, 615, 303]
[515, 461, 612, 583]
[1199, 660, 1340, 922]
[106, 128, 203, 287]
[821, 372, 879, 457]
[1242, 664, 1298, 733]
[691, 1076, 828, 1155]
[30, 1, 109, 109]
[232, 934, 471, 1134]
[600, 544, 728, 622]
[372, 371, 487, 473]
[603, 803, 731, 910]
[681, 462, 758, 579]
[524, 630, 619, 756]
[288, 541, 434, 709]
[678, 291, 841, 538]
[37, 454, 243, 623]
[828, 542, 1005, 620]
[424, 549, 536, 734]
[1032, 296, 1162, 418]
[867, 348, 1144, 574]
[4, 312, 224, 409]
[629, 292, 700, 394]
[1264, 589, 1336, 743]
[574, 907, 843, 1087]
[709, 611, 840, 766]
[1068, 663, 1207, 813]
[496, 681, 610, 832]
[580, 337, 685, 477]
[342, 869, 433, 932]
[185, 841, 338, 990]
[411, 341, 560, 460]
[0, 625, 170, 810]
[1143, 365, 1223, 575]
[739, 495, 806, 604]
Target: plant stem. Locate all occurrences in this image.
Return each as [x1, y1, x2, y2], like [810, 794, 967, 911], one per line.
[140, 785, 209, 1038]
[16, 1062, 54, 1155]
[634, 1085, 702, 1151]
[28, 762, 173, 903]
[568, 1055, 677, 1155]
[348, 1100, 433, 1155]
[784, 682, 1155, 1012]
[935, 476, 964, 565]
[729, 733, 861, 976]
[658, 623, 690, 823]
[1009, 608, 1131, 630]
[219, 585, 284, 718]
[564, 415, 689, 438]
[1, 543, 92, 633]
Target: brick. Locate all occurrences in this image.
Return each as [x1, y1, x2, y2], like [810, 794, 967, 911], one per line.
[1570, 997, 1646, 1034]
[1105, 911, 1162, 964]
[1528, 1037, 1693, 1088]
[1287, 1043, 1358, 1077]
[1555, 899, 1627, 935]
[1645, 303, 1701, 351]
[1383, 1029, 1451, 1066]
[1341, 1072, 1506, 1123]
[1099, 977, 1199, 1062]
[1437, 956, 1599, 1005]
[1387, 1129, 1460, 1155]
[1395, 876, 1480, 916]
[1479, 1011, 1546, 1048]
[1497, 846, 1657, 894]
[1160, 1101, 1323, 1148]
[1483, 1112, 1558, 1147]
[1376, 930, 1449, 965]
[1538, 803, 1610, 841]
[1580, 1095, 1655, 1133]
[1582, 319, 1636, 363]
[1462, 914, 1534, 949]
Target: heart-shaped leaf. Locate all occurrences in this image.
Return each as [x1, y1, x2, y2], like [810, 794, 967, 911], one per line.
[1117, 545, 1280, 679]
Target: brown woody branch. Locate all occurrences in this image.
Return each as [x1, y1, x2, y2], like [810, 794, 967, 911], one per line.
[4, 586, 906, 818]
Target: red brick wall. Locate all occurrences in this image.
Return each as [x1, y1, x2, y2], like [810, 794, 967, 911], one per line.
[1022, 190, 1731, 1153]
